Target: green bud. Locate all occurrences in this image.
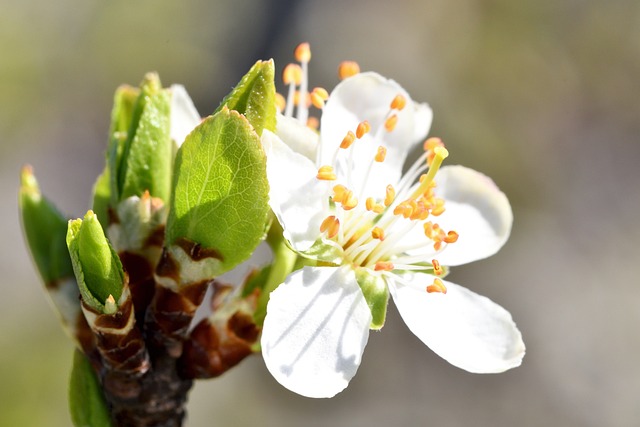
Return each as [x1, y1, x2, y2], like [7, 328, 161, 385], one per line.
[355, 268, 390, 330]
[19, 165, 74, 284]
[216, 59, 276, 135]
[66, 210, 124, 313]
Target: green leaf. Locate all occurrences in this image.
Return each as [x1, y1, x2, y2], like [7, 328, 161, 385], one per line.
[166, 107, 269, 278]
[216, 60, 276, 135]
[69, 350, 112, 427]
[19, 166, 74, 284]
[115, 73, 173, 203]
[66, 211, 124, 313]
[355, 268, 390, 330]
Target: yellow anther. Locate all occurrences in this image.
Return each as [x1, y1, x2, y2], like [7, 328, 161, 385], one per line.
[365, 197, 384, 214]
[341, 191, 358, 210]
[307, 116, 319, 130]
[332, 184, 348, 203]
[283, 63, 302, 85]
[384, 185, 396, 207]
[295, 42, 311, 62]
[374, 261, 395, 271]
[431, 259, 443, 276]
[356, 120, 371, 139]
[410, 200, 429, 221]
[338, 60, 361, 80]
[444, 230, 459, 244]
[310, 87, 329, 109]
[375, 146, 387, 162]
[430, 203, 446, 216]
[384, 114, 398, 132]
[423, 137, 444, 152]
[390, 94, 407, 111]
[426, 278, 447, 294]
[423, 221, 434, 238]
[317, 165, 337, 181]
[320, 215, 340, 239]
[340, 131, 356, 149]
[275, 93, 286, 113]
[371, 227, 385, 241]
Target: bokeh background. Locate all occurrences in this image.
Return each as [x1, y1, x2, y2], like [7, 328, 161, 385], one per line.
[2, 0, 639, 426]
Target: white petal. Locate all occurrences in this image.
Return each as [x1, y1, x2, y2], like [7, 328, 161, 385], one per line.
[261, 130, 329, 252]
[276, 114, 319, 161]
[261, 266, 372, 398]
[390, 275, 524, 373]
[319, 72, 432, 196]
[170, 84, 201, 147]
[434, 165, 513, 266]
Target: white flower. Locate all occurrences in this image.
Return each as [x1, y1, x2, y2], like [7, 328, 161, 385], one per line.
[260, 57, 525, 398]
[169, 84, 201, 147]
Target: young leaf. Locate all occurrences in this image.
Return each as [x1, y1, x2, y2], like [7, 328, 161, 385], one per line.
[166, 108, 269, 278]
[216, 59, 276, 136]
[19, 165, 74, 284]
[69, 350, 112, 427]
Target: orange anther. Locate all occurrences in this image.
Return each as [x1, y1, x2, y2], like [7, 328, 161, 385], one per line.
[423, 137, 444, 152]
[356, 120, 371, 139]
[294, 91, 311, 107]
[371, 227, 385, 240]
[431, 259, 443, 275]
[320, 215, 340, 238]
[365, 197, 384, 213]
[295, 42, 311, 62]
[340, 131, 356, 149]
[341, 191, 358, 210]
[426, 278, 447, 294]
[332, 184, 348, 203]
[283, 63, 302, 85]
[375, 146, 387, 162]
[384, 185, 396, 207]
[338, 61, 360, 80]
[444, 230, 459, 244]
[317, 165, 337, 181]
[390, 94, 407, 111]
[374, 261, 394, 271]
[275, 93, 286, 112]
[307, 116, 319, 130]
[310, 87, 329, 109]
[384, 114, 398, 132]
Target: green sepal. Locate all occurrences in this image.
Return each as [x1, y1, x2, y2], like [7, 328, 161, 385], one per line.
[66, 210, 124, 313]
[19, 166, 74, 284]
[296, 238, 344, 265]
[165, 108, 270, 278]
[215, 60, 276, 135]
[69, 350, 112, 427]
[114, 73, 172, 203]
[355, 268, 390, 330]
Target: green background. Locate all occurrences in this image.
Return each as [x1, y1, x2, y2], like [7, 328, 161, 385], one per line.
[2, 0, 639, 425]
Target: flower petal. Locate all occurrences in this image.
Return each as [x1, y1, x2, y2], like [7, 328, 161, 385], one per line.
[434, 165, 513, 266]
[170, 84, 201, 147]
[261, 266, 372, 398]
[390, 275, 524, 373]
[261, 130, 329, 252]
[319, 72, 432, 197]
[276, 114, 319, 161]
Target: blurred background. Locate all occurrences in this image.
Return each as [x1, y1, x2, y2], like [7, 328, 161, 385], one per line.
[2, 0, 639, 425]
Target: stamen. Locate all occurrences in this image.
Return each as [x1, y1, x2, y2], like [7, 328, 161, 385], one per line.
[384, 114, 398, 132]
[310, 87, 329, 109]
[341, 191, 358, 210]
[294, 91, 311, 108]
[426, 278, 447, 294]
[423, 137, 444, 152]
[390, 94, 407, 111]
[431, 259, 443, 275]
[275, 93, 286, 113]
[365, 197, 384, 213]
[384, 185, 396, 207]
[374, 261, 394, 271]
[371, 227, 385, 240]
[317, 165, 337, 181]
[340, 131, 356, 149]
[283, 64, 302, 85]
[320, 215, 340, 239]
[338, 61, 360, 80]
[307, 117, 319, 130]
[356, 120, 371, 139]
[409, 146, 449, 200]
[375, 146, 387, 162]
[444, 230, 459, 244]
[332, 184, 348, 203]
[295, 42, 311, 63]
